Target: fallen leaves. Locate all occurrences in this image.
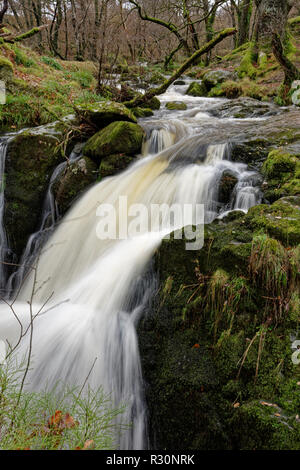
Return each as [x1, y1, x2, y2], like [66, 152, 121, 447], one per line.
[47, 410, 78, 434]
[76, 440, 95, 451]
[260, 401, 278, 408]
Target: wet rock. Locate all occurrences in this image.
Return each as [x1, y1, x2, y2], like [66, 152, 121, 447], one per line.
[166, 101, 187, 111]
[52, 157, 98, 214]
[206, 97, 279, 119]
[218, 171, 238, 204]
[99, 154, 135, 179]
[132, 107, 154, 118]
[83, 121, 145, 162]
[186, 81, 208, 97]
[174, 80, 186, 86]
[4, 128, 64, 258]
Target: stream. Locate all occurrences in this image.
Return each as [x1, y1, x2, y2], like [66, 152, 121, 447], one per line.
[0, 81, 274, 449]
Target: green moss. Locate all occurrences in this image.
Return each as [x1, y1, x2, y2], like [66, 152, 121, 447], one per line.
[83, 121, 144, 162]
[186, 81, 208, 97]
[165, 101, 187, 110]
[246, 197, 300, 246]
[238, 43, 257, 79]
[76, 101, 137, 129]
[131, 107, 153, 118]
[263, 149, 298, 178]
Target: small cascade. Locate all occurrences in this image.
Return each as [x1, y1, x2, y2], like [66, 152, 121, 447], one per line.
[142, 120, 190, 155]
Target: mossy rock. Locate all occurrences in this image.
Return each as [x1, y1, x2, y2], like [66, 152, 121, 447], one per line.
[218, 171, 238, 204]
[230, 400, 300, 450]
[99, 154, 136, 179]
[4, 130, 64, 258]
[140, 96, 161, 110]
[0, 56, 13, 83]
[203, 69, 237, 90]
[131, 107, 153, 118]
[262, 149, 300, 201]
[245, 196, 300, 246]
[139, 205, 300, 449]
[52, 157, 98, 214]
[165, 101, 187, 111]
[186, 81, 208, 97]
[262, 149, 298, 178]
[83, 121, 145, 162]
[75, 101, 137, 129]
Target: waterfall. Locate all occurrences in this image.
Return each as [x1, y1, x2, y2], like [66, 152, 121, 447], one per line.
[0, 86, 265, 450]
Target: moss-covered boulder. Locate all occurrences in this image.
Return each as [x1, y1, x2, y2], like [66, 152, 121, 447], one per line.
[83, 121, 145, 162]
[0, 56, 13, 83]
[131, 107, 154, 118]
[261, 149, 300, 202]
[75, 101, 137, 129]
[140, 96, 161, 110]
[245, 196, 300, 246]
[139, 200, 300, 450]
[203, 69, 237, 90]
[4, 129, 64, 258]
[186, 81, 208, 97]
[52, 157, 98, 214]
[165, 101, 187, 111]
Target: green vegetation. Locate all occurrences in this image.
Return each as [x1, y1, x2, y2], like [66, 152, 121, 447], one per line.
[0, 357, 125, 450]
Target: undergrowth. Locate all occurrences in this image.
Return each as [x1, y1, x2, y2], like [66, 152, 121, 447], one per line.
[0, 355, 126, 450]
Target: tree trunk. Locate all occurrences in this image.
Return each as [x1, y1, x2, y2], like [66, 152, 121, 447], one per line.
[237, 0, 253, 47]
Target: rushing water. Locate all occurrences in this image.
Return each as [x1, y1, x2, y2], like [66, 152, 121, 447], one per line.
[0, 82, 265, 449]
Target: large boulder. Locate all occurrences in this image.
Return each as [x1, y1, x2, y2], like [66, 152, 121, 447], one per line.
[0, 56, 13, 84]
[83, 121, 145, 162]
[203, 69, 237, 91]
[4, 128, 64, 258]
[52, 156, 98, 214]
[186, 81, 208, 97]
[75, 101, 137, 129]
[139, 196, 300, 450]
[261, 149, 300, 202]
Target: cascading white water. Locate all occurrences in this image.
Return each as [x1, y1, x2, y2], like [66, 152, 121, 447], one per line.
[6, 143, 84, 296]
[0, 83, 265, 450]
